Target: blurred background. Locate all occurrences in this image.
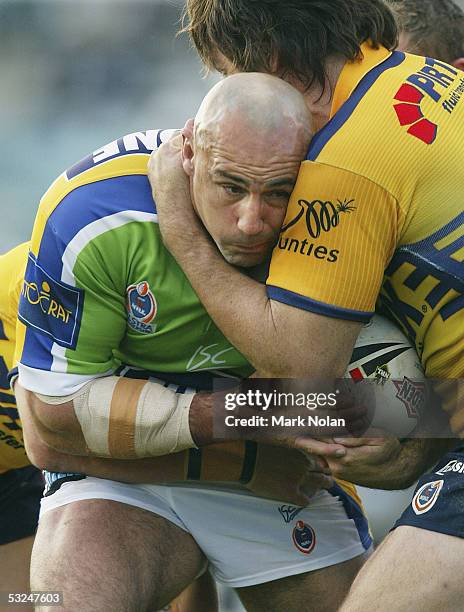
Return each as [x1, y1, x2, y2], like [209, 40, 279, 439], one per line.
[0, 0, 439, 609]
[0, 0, 219, 252]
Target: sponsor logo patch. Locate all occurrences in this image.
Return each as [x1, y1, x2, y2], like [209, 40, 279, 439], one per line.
[186, 343, 235, 372]
[277, 198, 356, 263]
[281, 198, 356, 238]
[436, 459, 464, 476]
[278, 505, 303, 524]
[412, 479, 444, 515]
[292, 520, 316, 554]
[126, 281, 157, 334]
[18, 253, 84, 349]
[393, 83, 438, 144]
[393, 57, 460, 144]
[374, 365, 390, 385]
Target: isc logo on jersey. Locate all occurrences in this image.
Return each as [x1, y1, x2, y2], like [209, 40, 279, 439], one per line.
[126, 281, 157, 334]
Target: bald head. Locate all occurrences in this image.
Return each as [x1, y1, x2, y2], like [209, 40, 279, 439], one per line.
[181, 73, 314, 268]
[193, 72, 312, 152]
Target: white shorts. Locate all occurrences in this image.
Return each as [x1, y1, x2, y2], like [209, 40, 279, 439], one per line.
[41, 473, 371, 588]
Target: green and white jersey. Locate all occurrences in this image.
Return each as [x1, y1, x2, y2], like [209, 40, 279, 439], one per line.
[17, 129, 252, 395]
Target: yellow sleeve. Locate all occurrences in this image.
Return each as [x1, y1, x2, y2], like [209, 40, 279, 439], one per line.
[0, 242, 30, 471]
[267, 161, 400, 321]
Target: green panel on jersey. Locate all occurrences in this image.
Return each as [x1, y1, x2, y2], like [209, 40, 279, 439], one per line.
[65, 220, 253, 378]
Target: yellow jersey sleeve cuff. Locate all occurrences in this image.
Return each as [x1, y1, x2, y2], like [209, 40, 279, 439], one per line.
[266, 285, 374, 323]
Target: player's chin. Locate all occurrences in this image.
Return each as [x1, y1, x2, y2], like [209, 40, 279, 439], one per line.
[223, 248, 268, 268]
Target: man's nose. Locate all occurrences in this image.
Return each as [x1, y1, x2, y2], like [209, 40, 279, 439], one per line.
[236, 195, 264, 236]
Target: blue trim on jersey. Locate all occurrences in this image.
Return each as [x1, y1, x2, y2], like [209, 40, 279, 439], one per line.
[21, 175, 156, 369]
[38, 175, 156, 276]
[266, 285, 373, 323]
[0, 319, 6, 341]
[307, 51, 406, 161]
[385, 211, 464, 327]
[66, 131, 160, 180]
[22, 328, 55, 372]
[6, 366, 18, 388]
[328, 483, 372, 550]
[395, 211, 464, 287]
[0, 392, 15, 405]
[114, 365, 227, 392]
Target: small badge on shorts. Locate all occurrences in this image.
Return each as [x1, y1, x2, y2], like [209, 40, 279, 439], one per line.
[126, 281, 157, 334]
[412, 479, 444, 515]
[292, 520, 316, 555]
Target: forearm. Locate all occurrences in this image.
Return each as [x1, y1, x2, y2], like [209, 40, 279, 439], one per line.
[19, 376, 349, 476]
[27, 439, 189, 484]
[166, 228, 280, 373]
[17, 379, 217, 460]
[341, 438, 456, 490]
[16, 383, 88, 456]
[158, 224, 357, 376]
[25, 423, 256, 486]
[19, 383, 259, 484]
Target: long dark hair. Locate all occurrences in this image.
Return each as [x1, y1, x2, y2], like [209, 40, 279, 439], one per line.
[182, 0, 398, 90]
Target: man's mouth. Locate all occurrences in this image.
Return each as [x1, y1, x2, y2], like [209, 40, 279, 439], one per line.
[230, 241, 269, 252]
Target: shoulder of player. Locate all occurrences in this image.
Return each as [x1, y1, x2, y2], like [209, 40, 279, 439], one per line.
[33, 129, 180, 251]
[37, 128, 178, 222]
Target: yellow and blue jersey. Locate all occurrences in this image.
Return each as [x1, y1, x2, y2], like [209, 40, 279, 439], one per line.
[0, 243, 29, 472]
[267, 43, 463, 420]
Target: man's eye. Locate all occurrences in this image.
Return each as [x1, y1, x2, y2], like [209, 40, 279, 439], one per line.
[268, 191, 291, 199]
[223, 184, 244, 195]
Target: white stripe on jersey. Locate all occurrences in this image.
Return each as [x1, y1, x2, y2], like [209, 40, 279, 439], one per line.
[50, 210, 158, 375]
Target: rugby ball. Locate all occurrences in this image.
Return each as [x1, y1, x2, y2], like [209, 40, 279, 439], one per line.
[343, 315, 427, 437]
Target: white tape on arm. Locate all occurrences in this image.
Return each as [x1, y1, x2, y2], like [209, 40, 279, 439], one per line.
[82, 377, 195, 458]
[37, 377, 196, 459]
[135, 381, 195, 457]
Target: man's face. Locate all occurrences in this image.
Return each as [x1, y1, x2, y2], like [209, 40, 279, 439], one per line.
[187, 126, 305, 267]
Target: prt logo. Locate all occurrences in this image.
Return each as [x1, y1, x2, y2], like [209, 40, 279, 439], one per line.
[393, 57, 458, 144]
[393, 83, 438, 144]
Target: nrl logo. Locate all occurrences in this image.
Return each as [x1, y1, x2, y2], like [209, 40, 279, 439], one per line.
[412, 480, 443, 515]
[393, 376, 426, 418]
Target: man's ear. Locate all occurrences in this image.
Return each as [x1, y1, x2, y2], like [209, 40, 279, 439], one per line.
[181, 118, 195, 176]
[452, 57, 464, 71]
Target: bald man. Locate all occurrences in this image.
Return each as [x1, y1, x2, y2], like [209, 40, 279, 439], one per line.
[18, 73, 371, 612]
